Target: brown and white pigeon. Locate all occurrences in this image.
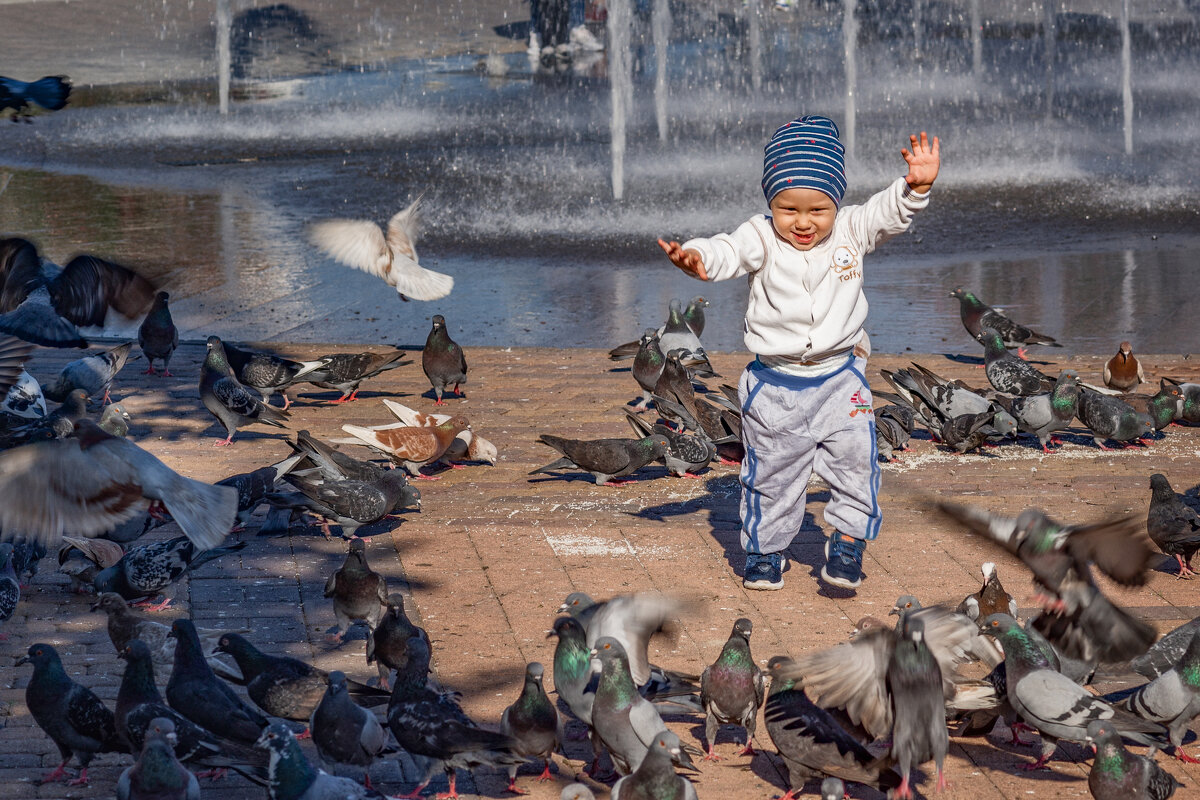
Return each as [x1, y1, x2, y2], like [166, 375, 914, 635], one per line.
[956, 562, 1019, 622]
[1104, 341, 1146, 392]
[339, 416, 470, 478]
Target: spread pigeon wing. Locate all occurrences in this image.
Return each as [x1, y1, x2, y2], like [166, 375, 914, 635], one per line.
[384, 251, 454, 301]
[385, 197, 421, 260]
[52, 254, 157, 325]
[1066, 516, 1156, 587]
[309, 220, 390, 276]
[786, 628, 894, 739]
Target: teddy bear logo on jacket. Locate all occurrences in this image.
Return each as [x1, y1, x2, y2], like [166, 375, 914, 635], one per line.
[831, 245, 861, 281]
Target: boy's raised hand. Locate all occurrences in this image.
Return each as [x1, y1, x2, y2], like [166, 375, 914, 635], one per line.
[658, 238, 708, 281]
[902, 131, 940, 195]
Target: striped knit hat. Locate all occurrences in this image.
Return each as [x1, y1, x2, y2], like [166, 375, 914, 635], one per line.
[761, 115, 847, 206]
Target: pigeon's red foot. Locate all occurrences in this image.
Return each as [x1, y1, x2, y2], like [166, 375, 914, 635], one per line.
[537, 762, 552, 781]
[718, 457, 742, 465]
[1175, 749, 1200, 764]
[66, 769, 90, 786]
[393, 783, 429, 799]
[1021, 753, 1052, 771]
[143, 366, 156, 375]
[194, 768, 228, 781]
[434, 398, 447, 406]
[1010, 722, 1035, 745]
[604, 478, 636, 486]
[214, 437, 234, 447]
[703, 745, 721, 762]
[325, 632, 344, 644]
[415, 474, 442, 481]
[162, 369, 174, 377]
[436, 774, 461, 799]
[739, 742, 755, 756]
[505, 778, 528, 795]
[679, 472, 704, 479]
[1017, 348, 1029, 360]
[895, 775, 914, 799]
[936, 768, 949, 792]
[39, 761, 70, 784]
[142, 597, 174, 613]
[448, 463, 467, 470]
[295, 727, 311, 740]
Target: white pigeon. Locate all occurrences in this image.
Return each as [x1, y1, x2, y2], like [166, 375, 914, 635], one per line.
[308, 196, 454, 301]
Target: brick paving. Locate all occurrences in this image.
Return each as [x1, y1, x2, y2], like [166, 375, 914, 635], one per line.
[3, 342, 1200, 799]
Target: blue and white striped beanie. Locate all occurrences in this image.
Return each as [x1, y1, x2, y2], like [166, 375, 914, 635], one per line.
[761, 115, 847, 207]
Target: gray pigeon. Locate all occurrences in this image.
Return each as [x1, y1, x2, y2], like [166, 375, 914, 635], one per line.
[1125, 381, 1185, 432]
[980, 327, 1052, 396]
[939, 409, 1000, 454]
[657, 299, 706, 365]
[323, 537, 388, 642]
[309, 671, 388, 787]
[611, 730, 698, 800]
[222, 341, 328, 410]
[875, 404, 912, 461]
[138, 291, 179, 377]
[2, 367, 46, 418]
[981, 614, 1167, 770]
[1077, 387, 1154, 449]
[44, 341, 134, 405]
[699, 618, 764, 760]
[1086, 720, 1182, 800]
[307, 349, 412, 404]
[887, 615, 949, 798]
[1147, 473, 1200, 578]
[1132, 617, 1200, 680]
[100, 403, 133, 438]
[624, 409, 713, 477]
[166, 618, 268, 746]
[1161, 377, 1200, 423]
[93, 536, 247, 611]
[651, 350, 704, 431]
[422, 315, 467, 405]
[531, 434, 669, 486]
[560, 592, 692, 690]
[256, 722, 389, 799]
[1122, 628, 1200, 762]
[500, 662, 561, 793]
[367, 592, 431, 691]
[117, 717, 200, 800]
[546, 616, 605, 773]
[217, 453, 306, 529]
[629, 329, 666, 411]
[269, 468, 417, 540]
[950, 288, 1061, 356]
[991, 369, 1081, 451]
[200, 335, 290, 446]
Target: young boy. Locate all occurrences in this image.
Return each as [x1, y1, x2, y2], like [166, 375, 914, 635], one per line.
[658, 115, 939, 591]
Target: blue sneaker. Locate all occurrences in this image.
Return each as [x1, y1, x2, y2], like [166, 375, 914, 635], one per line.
[743, 553, 786, 590]
[821, 532, 865, 590]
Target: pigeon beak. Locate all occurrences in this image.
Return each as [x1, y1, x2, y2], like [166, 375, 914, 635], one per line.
[544, 630, 555, 639]
[589, 648, 599, 658]
[557, 603, 569, 613]
[673, 748, 698, 771]
[89, 601, 101, 612]
[14, 655, 30, 667]
[888, 607, 899, 616]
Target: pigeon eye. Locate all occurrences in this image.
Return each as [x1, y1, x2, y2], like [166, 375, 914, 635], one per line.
[604, 643, 611, 650]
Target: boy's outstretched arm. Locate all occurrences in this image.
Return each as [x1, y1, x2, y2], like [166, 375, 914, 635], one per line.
[657, 238, 709, 281]
[902, 131, 940, 195]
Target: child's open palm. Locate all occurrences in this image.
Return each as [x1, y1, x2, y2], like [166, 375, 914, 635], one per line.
[902, 131, 940, 194]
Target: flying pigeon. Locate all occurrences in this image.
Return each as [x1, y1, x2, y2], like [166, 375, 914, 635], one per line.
[0, 75, 71, 120]
[367, 592, 432, 691]
[950, 287, 1061, 357]
[323, 537, 388, 641]
[200, 335, 290, 446]
[610, 730, 698, 800]
[1086, 720, 1182, 800]
[304, 349, 411, 404]
[221, 341, 328, 409]
[3, 367, 46, 418]
[1122, 628, 1200, 763]
[0, 418, 237, 550]
[979, 327, 1052, 396]
[308, 196, 453, 301]
[93, 536, 246, 611]
[309, 671, 389, 788]
[624, 408, 713, 477]
[167, 619, 268, 745]
[44, 341, 134, 404]
[1077, 387, 1154, 449]
[138, 291, 178, 376]
[1147, 473, 1200, 578]
[117, 716, 201, 800]
[340, 416, 470, 478]
[1104, 341, 1146, 392]
[422, 315, 468, 404]
[17, 642, 127, 786]
[0, 237, 157, 347]
[500, 662, 561, 794]
[699, 618, 764, 760]
[956, 562, 1018, 622]
[531, 433, 669, 485]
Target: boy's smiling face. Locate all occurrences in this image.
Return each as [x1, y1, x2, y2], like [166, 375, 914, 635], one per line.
[768, 187, 837, 251]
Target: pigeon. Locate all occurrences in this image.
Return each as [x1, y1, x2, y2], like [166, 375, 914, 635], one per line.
[291, 429, 390, 483]
[956, 562, 1019, 622]
[117, 717, 201, 800]
[57, 536, 123, 593]
[939, 408, 1001, 454]
[1122, 628, 1200, 762]
[308, 196, 453, 302]
[272, 464, 420, 539]
[167, 618, 268, 745]
[657, 299, 714, 374]
[380, 398, 495, 469]
[385, 655, 523, 799]
[1124, 382, 1185, 432]
[699, 618, 764, 760]
[609, 296, 710, 362]
[531, 433, 669, 486]
[257, 721, 390, 799]
[624, 409, 713, 477]
[979, 327, 1053, 396]
[367, 592, 432, 691]
[500, 662, 561, 793]
[422, 315, 468, 405]
[323, 538, 388, 641]
[887, 595, 1004, 665]
[0, 237, 157, 347]
[3, 366, 46, 418]
[589, 637, 698, 776]
[138, 291, 178, 377]
[0, 418, 237, 550]
[93, 536, 247, 611]
[309, 671, 389, 787]
[651, 350, 704, 432]
[610, 730, 698, 800]
[200, 335, 290, 446]
[0, 75, 71, 120]
[217, 453, 306, 529]
[44, 341, 134, 404]
[222, 341, 328, 409]
[547, 615, 599, 724]
[950, 287, 1061, 356]
[888, 614, 949, 798]
[991, 369, 1081, 451]
[1161, 378, 1200, 424]
[305, 349, 412, 404]
[1086, 720, 1182, 800]
[17, 642, 126, 786]
[100, 403, 133, 437]
[820, 778, 846, 800]
[1147, 473, 1200, 578]
[92, 592, 241, 682]
[875, 404, 912, 461]
[340, 416, 470, 477]
[937, 502, 1157, 663]
[619, 329, 666, 411]
[763, 657, 901, 796]
[1132, 617, 1200, 681]
[981, 614, 1167, 769]
[883, 363, 1020, 435]
[1105, 341, 1146, 392]
[1, 386, 90, 447]
[214, 633, 389, 722]
[0, 544, 19, 635]
[1077, 387, 1154, 449]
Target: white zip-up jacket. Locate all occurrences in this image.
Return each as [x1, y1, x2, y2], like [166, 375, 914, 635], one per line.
[683, 177, 929, 361]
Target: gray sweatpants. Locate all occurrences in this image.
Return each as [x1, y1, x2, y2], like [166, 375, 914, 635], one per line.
[738, 356, 881, 555]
